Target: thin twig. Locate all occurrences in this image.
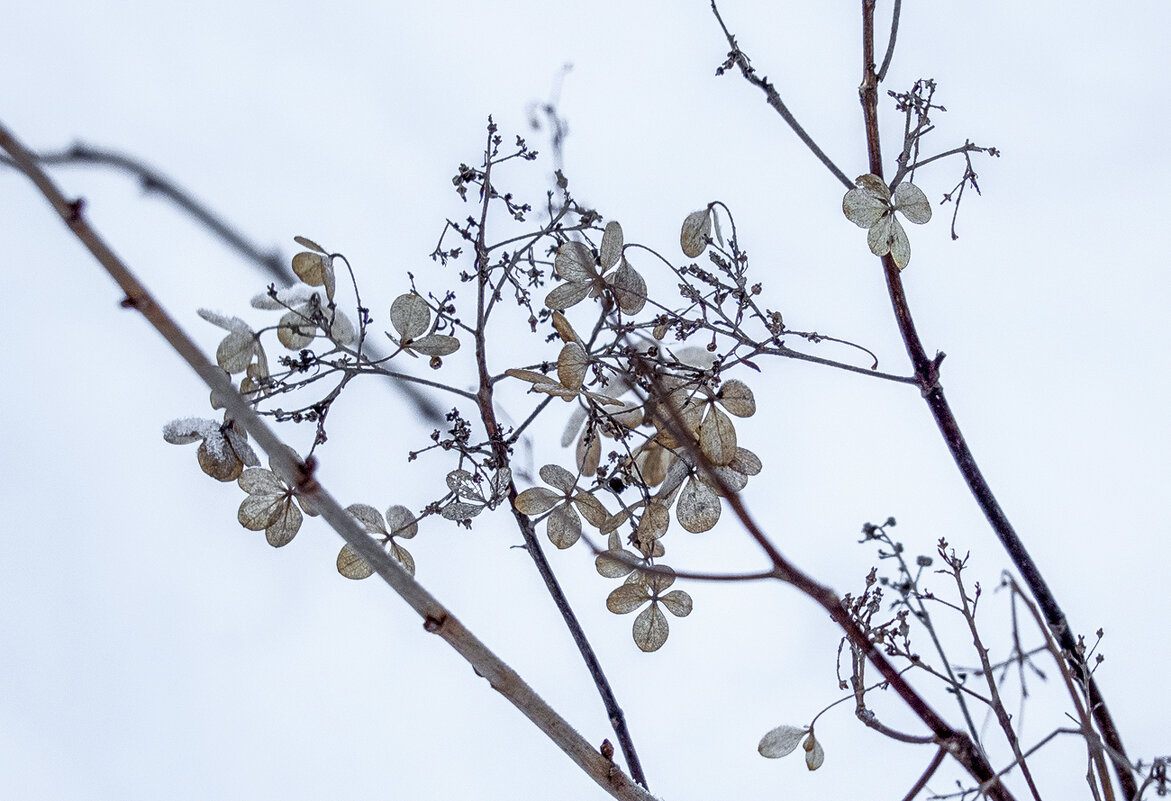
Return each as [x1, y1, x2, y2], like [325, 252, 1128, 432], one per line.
[0, 118, 656, 801]
[467, 122, 648, 789]
[710, 1, 854, 190]
[899, 746, 946, 801]
[876, 0, 902, 82]
[0, 142, 447, 424]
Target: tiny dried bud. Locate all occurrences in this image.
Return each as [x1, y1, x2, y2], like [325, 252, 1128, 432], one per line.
[601, 739, 614, 760]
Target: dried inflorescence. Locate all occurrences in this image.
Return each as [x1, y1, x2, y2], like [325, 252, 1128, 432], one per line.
[161, 120, 942, 656]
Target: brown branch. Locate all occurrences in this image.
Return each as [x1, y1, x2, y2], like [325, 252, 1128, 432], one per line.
[854, 3, 1136, 798]
[0, 142, 447, 425]
[0, 118, 656, 801]
[710, 1, 854, 190]
[467, 122, 648, 790]
[900, 746, 947, 801]
[635, 359, 1017, 801]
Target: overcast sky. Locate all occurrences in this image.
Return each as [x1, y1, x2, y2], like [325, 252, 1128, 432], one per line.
[3, 2, 1169, 800]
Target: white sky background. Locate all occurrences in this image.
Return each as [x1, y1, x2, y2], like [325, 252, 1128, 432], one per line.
[2, 2, 1169, 800]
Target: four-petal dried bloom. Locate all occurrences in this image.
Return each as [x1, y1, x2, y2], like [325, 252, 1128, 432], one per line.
[842, 174, 932, 270]
[237, 450, 320, 547]
[605, 565, 693, 652]
[338, 503, 419, 578]
[545, 222, 647, 314]
[514, 464, 609, 549]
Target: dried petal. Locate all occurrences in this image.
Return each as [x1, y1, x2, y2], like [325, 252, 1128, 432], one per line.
[514, 486, 561, 515]
[277, 309, 316, 350]
[546, 504, 582, 549]
[292, 251, 335, 300]
[633, 603, 670, 652]
[216, 329, 259, 374]
[554, 241, 596, 282]
[659, 589, 692, 617]
[545, 281, 592, 311]
[408, 334, 460, 356]
[892, 182, 932, 224]
[293, 235, 327, 254]
[389, 541, 416, 576]
[717, 380, 756, 417]
[677, 475, 721, 533]
[572, 490, 610, 528]
[337, 543, 375, 580]
[758, 725, 808, 758]
[606, 582, 650, 614]
[599, 221, 624, 269]
[888, 217, 912, 270]
[557, 342, 588, 392]
[384, 504, 418, 539]
[551, 311, 580, 345]
[609, 260, 647, 315]
[441, 501, 483, 520]
[346, 503, 388, 534]
[843, 185, 889, 228]
[576, 431, 601, 476]
[699, 406, 738, 466]
[680, 209, 711, 258]
[539, 463, 577, 493]
[390, 294, 431, 341]
[804, 733, 825, 770]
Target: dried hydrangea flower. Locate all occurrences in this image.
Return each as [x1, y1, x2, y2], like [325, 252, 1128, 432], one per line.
[842, 174, 932, 270]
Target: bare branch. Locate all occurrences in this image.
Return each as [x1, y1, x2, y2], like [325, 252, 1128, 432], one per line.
[710, 1, 854, 190]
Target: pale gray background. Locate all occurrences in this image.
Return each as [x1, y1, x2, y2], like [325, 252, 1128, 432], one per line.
[2, 2, 1168, 799]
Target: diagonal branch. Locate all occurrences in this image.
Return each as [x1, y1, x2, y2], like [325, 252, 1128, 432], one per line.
[0, 142, 446, 425]
[0, 118, 656, 801]
[710, 1, 854, 190]
[854, 4, 1136, 798]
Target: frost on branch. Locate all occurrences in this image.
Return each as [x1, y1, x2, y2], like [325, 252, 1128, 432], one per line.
[842, 174, 932, 270]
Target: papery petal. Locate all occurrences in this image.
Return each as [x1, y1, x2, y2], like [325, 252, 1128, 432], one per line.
[892, 182, 932, 224]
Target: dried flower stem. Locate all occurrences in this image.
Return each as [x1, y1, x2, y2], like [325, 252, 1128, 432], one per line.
[0, 119, 656, 801]
[856, 3, 1135, 797]
[468, 123, 648, 789]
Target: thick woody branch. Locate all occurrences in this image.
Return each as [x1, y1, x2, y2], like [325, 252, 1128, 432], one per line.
[0, 119, 655, 801]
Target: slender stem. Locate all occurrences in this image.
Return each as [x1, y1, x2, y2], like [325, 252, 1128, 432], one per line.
[853, 5, 1136, 798]
[876, 0, 902, 82]
[469, 124, 648, 789]
[0, 119, 655, 801]
[949, 561, 1043, 801]
[710, 1, 854, 190]
[0, 143, 447, 424]
[899, 746, 946, 801]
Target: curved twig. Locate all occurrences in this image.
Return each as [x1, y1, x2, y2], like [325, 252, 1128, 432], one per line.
[0, 142, 447, 424]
